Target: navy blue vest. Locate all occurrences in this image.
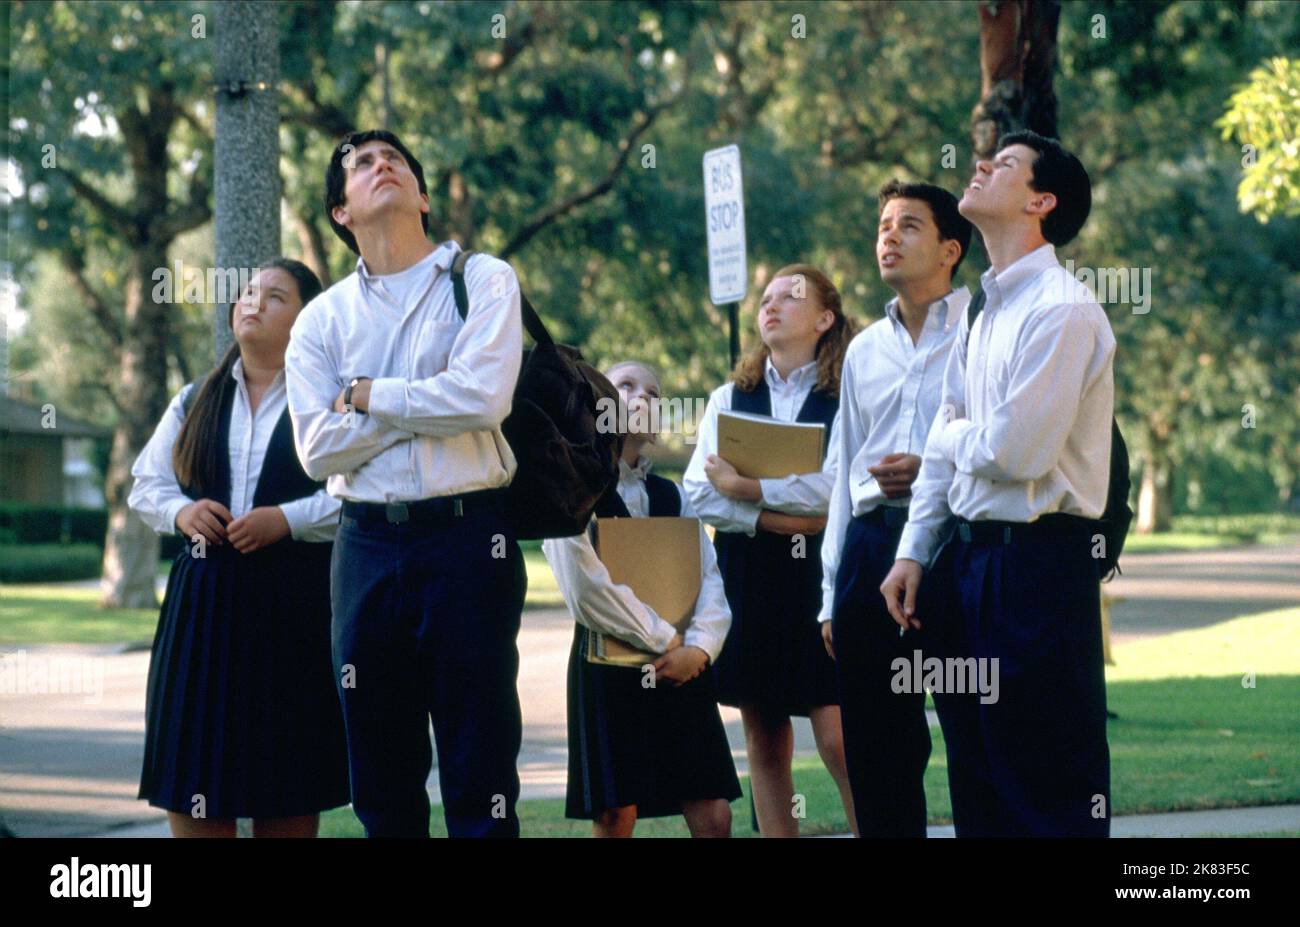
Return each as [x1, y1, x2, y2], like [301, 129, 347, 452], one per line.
[593, 470, 681, 520]
[178, 380, 323, 509]
[728, 375, 839, 458]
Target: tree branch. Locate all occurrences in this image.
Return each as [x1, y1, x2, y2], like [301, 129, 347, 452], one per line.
[499, 50, 695, 260]
[59, 250, 123, 350]
[50, 166, 134, 238]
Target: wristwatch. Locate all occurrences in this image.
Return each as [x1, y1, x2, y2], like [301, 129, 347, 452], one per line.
[343, 377, 368, 414]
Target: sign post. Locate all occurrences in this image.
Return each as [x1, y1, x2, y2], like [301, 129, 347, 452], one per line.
[703, 144, 747, 369]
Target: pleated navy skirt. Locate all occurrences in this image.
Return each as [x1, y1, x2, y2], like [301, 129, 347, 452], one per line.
[138, 538, 351, 818]
[566, 626, 742, 820]
[711, 529, 840, 716]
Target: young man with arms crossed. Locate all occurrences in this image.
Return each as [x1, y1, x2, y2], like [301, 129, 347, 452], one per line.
[821, 180, 972, 838]
[880, 132, 1115, 837]
[285, 130, 526, 838]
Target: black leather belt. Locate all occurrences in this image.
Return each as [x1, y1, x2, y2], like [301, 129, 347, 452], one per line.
[858, 505, 910, 529]
[341, 488, 507, 525]
[956, 512, 1095, 545]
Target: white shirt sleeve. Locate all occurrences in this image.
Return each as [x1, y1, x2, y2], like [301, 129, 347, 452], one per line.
[820, 360, 866, 623]
[542, 528, 682, 656]
[285, 306, 416, 482]
[683, 385, 762, 536]
[935, 304, 1099, 483]
[896, 322, 967, 568]
[678, 489, 733, 664]
[278, 489, 342, 543]
[366, 256, 524, 437]
[128, 386, 197, 536]
[758, 415, 838, 516]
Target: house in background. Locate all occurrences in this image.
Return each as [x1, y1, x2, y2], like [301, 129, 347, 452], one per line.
[0, 396, 109, 508]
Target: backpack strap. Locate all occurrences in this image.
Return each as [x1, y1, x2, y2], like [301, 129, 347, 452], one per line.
[964, 288, 987, 350]
[451, 249, 554, 347]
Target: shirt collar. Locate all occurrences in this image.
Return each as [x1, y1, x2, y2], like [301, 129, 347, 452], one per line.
[229, 357, 285, 392]
[980, 243, 1057, 308]
[618, 455, 653, 482]
[764, 356, 818, 390]
[884, 286, 968, 332]
[355, 240, 458, 289]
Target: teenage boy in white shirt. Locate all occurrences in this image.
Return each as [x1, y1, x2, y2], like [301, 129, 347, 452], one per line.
[820, 180, 972, 837]
[880, 131, 1115, 837]
[284, 130, 526, 838]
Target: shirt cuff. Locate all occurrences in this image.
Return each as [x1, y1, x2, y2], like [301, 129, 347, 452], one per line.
[365, 376, 404, 422]
[896, 524, 938, 569]
[735, 501, 761, 537]
[935, 418, 971, 462]
[648, 619, 680, 655]
[164, 497, 194, 537]
[817, 596, 834, 625]
[683, 628, 724, 665]
[277, 501, 308, 540]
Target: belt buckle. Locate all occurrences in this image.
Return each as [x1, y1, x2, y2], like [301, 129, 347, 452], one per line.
[1002, 526, 1012, 544]
[958, 522, 972, 543]
[385, 502, 409, 524]
[453, 498, 464, 517]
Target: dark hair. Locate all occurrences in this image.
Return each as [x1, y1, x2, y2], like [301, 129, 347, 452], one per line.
[731, 264, 858, 398]
[324, 129, 430, 255]
[995, 130, 1091, 246]
[172, 258, 323, 492]
[878, 179, 974, 276]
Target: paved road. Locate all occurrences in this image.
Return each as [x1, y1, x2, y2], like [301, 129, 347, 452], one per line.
[1105, 541, 1300, 644]
[3, 540, 1297, 837]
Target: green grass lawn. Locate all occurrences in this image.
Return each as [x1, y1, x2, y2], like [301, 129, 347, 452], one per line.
[0, 551, 565, 645]
[317, 670, 1300, 837]
[1123, 512, 1300, 554]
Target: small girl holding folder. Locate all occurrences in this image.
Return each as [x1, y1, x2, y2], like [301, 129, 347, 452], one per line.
[542, 361, 741, 837]
[684, 264, 859, 836]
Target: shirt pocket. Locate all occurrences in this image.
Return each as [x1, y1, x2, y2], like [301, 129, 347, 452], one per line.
[410, 320, 462, 379]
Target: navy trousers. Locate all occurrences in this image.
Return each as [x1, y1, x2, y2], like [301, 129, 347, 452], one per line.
[937, 516, 1111, 837]
[330, 496, 527, 838]
[832, 508, 962, 837]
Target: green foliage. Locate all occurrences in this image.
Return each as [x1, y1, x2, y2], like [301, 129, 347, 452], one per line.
[0, 544, 104, 583]
[1219, 57, 1300, 221]
[0, 502, 109, 545]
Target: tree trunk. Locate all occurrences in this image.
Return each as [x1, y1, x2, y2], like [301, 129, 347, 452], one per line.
[100, 245, 171, 608]
[971, 0, 1061, 160]
[214, 0, 282, 360]
[1136, 446, 1174, 534]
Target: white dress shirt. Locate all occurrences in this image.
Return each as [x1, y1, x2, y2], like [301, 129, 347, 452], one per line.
[541, 456, 733, 663]
[897, 244, 1116, 568]
[818, 287, 968, 623]
[683, 358, 840, 537]
[128, 359, 340, 542]
[284, 239, 522, 502]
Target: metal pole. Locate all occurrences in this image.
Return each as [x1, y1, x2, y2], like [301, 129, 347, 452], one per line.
[728, 302, 740, 370]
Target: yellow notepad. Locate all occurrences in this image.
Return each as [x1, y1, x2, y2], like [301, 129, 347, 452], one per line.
[586, 516, 702, 667]
[717, 410, 825, 479]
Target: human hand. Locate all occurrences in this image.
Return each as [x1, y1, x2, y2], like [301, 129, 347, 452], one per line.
[867, 453, 922, 499]
[880, 558, 924, 631]
[226, 506, 291, 554]
[176, 499, 234, 547]
[651, 645, 710, 687]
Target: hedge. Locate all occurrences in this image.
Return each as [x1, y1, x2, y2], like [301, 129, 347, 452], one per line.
[0, 544, 103, 583]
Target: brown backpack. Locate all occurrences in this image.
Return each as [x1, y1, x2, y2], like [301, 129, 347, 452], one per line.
[452, 250, 625, 539]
